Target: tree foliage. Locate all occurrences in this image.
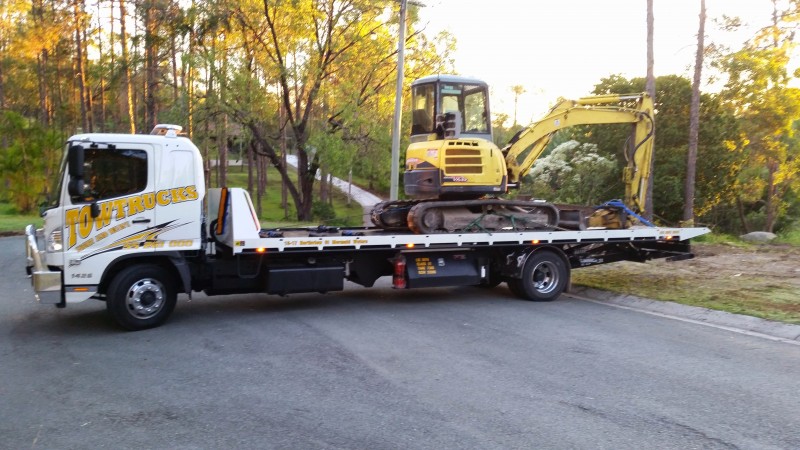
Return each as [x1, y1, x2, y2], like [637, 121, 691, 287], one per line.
[540, 75, 742, 226]
[714, 21, 800, 232]
[0, 0, 454, 218]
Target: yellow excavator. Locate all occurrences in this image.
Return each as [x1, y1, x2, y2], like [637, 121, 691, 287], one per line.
[371, 74, 655, 233]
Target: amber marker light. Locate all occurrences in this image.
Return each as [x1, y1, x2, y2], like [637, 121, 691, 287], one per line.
[531, 239, 540, 245]
[406, 243, 415, 248]
[74, 287, 89, 292]
[256, 247, 267, 253]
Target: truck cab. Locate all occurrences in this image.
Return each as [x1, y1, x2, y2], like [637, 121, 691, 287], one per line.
[28, 125, 205, 307]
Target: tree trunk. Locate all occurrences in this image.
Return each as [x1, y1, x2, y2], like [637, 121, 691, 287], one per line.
[82, 24, 93, 131]
[187, 8, 195, 138]
[119, 0, 135, 133]
[0, 47, 5, 113]
[248, 140, 254, 194]
[255, 147, 263, 217]
[0, 46, 5, 149]
[218, 116, 228, 187]
[31, 0, 50, 126]
[171, 30, 179, 103]
[644, 0, 656, 220]
[144, 0, 158, 131]
[37, 50, 50, 126]
[97, 1, 106, 131]
[683, 0, 705, 225]
[765, 160, 778, 232]
[218, 51, 229, 187]
[73, 0, 89, 132]
[736, 196, 751, 234]
[319, 165, 329, 204]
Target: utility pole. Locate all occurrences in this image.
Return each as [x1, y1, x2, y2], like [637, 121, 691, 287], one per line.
[389, 0, 408, 200]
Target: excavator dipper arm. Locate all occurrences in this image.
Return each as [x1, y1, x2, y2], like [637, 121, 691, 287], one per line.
[503, 93, 654, 213]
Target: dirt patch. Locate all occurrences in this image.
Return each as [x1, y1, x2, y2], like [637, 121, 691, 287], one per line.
[572, 243, 800, 324]
[690, 243, 800, 280]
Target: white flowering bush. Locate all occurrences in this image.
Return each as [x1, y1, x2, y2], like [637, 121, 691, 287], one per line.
[523, 140, 617, 205]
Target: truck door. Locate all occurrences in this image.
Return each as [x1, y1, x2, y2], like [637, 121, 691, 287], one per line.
[63, 144, 156, 279]
[152, 148, 202, 247]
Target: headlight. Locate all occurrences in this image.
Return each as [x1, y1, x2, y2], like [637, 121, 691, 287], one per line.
[47, 229, 63, 252]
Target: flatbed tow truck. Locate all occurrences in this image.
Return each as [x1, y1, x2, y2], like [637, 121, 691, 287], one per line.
[24, 125, 708, 330]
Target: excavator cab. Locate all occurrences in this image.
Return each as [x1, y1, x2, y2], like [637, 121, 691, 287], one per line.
[409, 75, 493, 143]
[405, 75, 507, 199]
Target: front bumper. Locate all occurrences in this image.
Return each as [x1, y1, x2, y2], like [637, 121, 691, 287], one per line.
[25, 225, 63, 305]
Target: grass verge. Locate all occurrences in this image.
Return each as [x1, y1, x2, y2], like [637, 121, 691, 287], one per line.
[572, 242, 800, 324]
[0, 203, 41, 235]
[224, 167, 366, 227]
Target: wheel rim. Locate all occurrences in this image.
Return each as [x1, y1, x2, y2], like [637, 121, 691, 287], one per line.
[531, 261, 559, 294]
[126, 278, 166, 319]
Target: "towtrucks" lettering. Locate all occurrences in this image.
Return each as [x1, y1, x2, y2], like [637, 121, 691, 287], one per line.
[65, 185, 198, 249]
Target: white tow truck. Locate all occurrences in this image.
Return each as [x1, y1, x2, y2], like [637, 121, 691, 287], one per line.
[24, 125, 709, 330]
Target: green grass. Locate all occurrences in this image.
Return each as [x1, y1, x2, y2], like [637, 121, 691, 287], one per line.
[220, 166, 367, 227]
[694, 229, 800, 246]
[572, 243, 800, 324]
[349, 173, 390, 198]
[776, 228, 800, 245]
[691, 232, 752, 247]
[0, 202, 41, 235]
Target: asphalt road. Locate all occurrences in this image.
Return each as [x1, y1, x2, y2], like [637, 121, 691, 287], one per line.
[2, 236, 799, 450]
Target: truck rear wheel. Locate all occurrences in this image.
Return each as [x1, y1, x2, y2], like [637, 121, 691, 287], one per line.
[512, 251, 568, 302]
[106, 264, 177, 330]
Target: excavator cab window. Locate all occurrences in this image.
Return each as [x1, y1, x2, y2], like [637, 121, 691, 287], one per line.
[440, 83, 490, 137]
[410, 78, 492, 141]
[411, 83, 436, 135]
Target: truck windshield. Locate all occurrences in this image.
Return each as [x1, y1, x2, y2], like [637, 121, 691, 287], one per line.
[46, 149, 69, 208]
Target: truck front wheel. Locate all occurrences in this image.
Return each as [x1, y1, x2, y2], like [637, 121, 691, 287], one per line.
[511, 251, 568, 302]
[106, 264, 177, 330]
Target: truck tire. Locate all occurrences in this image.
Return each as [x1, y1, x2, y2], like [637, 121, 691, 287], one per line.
[512, 250, 568, 302]
[106, 264, 177, 330]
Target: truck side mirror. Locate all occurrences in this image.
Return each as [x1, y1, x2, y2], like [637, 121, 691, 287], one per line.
[68, 145, 85, 178]
[67, 145, 85, 198]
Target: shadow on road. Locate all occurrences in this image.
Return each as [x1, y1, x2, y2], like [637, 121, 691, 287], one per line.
[11, 284, 537, 333]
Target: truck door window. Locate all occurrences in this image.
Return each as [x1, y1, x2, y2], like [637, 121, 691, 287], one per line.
[71, 148, 147, 203]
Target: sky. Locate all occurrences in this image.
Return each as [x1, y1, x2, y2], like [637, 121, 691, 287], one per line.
[418, 0, 780, 124]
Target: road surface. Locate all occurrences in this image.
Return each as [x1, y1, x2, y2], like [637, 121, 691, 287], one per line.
[2, 236, 799, 449]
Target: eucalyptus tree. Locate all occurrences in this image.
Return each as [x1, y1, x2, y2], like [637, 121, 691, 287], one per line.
[716, 0, 800, 232]
[229, 0, 454, 220]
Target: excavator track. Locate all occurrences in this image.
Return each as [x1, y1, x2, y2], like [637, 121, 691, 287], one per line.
[371, 199, 560, 234]
[370, 200, 419, 231]
[407, 199, 559, 233]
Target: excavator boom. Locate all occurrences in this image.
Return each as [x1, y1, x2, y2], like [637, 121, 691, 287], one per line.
[503, 93, 654, 213]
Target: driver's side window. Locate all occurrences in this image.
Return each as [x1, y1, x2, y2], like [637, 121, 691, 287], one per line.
[71, 149, 147, 203]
